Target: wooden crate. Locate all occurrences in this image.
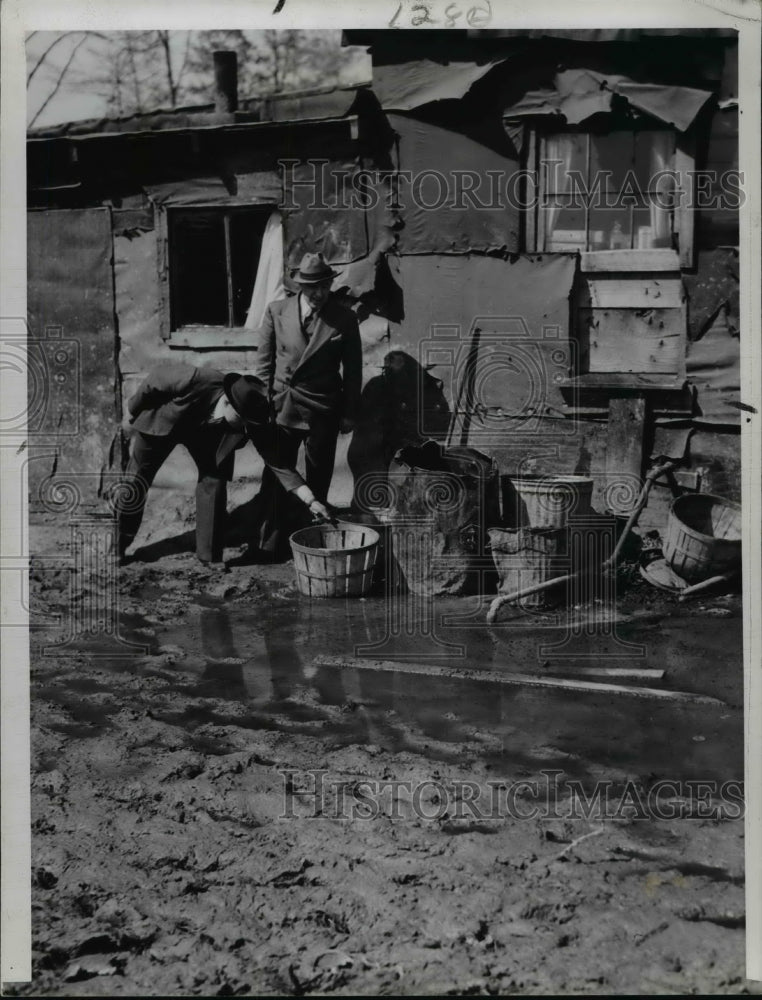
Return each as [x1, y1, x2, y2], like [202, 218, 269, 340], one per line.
[575, 271, 686, 377]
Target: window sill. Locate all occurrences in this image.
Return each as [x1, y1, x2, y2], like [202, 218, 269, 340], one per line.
[579, 249, 681, 273]
[167, 327, 259, 349]
[560, 373, 685, 389]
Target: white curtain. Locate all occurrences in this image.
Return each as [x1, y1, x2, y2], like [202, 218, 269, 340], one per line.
[245, 209, 286, 330]
[648, 132, 674, 249]
[542, 135, 576, 250]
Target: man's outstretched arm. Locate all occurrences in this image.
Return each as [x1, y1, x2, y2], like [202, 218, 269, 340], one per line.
[248, 424, 331, 521]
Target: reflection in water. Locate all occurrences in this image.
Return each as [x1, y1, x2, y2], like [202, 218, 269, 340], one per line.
[263, 601, 408, 748]
[198, 608, 248, 701]
[195, 600, 415, 748]
[155, 596, 742, 785]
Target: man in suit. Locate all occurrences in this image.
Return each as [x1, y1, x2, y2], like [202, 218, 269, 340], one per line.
[117, 361, 329, 565]
[242, 251, 363, 560]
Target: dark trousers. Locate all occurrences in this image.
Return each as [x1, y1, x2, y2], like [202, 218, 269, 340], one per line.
[118, 428, 235, 561]
[251, 417, 339, 554]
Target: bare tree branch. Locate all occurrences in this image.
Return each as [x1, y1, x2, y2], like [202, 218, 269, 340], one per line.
[174, 31, 193, 94]
[126, 34, 143, 112]
[29, 34, 90, 127]
[157, 30, 177, 106]
[27, 31, 86, 85]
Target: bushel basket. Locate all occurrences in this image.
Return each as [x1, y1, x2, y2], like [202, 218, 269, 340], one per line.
[663, 493, 741, 584]
[290, 521, 379, 598]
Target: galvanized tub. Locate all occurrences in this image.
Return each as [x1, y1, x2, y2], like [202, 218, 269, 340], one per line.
[502, 475, 594, 530]
[663, 493, 741, 584]
[488, 526, 571, 608]
[290, 521, 380, 598]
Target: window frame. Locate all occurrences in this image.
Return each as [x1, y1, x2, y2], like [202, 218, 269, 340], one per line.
[520, 120, 696, 269]
[156, 201, 278, 348]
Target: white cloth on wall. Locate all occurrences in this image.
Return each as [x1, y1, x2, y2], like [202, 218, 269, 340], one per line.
[245, 209, 286, 330]
[648, 132, 675, 248]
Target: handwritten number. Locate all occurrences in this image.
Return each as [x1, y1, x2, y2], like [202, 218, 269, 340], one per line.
[445, 3, 463, 26]
[411, 3, 436, 25]
[467, 1, 492, 27]
[388, 0, 492, 28]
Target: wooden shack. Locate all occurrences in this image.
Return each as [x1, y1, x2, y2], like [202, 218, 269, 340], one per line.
[27, 30, 741, 533]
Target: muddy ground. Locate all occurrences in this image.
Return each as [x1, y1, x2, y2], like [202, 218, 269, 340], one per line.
[14, 501, 755, 996]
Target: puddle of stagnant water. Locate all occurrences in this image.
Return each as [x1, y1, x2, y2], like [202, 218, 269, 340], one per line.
[46, 591, 744, 787]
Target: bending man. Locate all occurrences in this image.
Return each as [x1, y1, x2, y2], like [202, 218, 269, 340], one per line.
[117, 361, 328, 565]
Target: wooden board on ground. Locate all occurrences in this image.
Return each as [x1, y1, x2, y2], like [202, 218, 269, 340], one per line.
[545, 667, 665, 680]
[313, 656, 722, 705]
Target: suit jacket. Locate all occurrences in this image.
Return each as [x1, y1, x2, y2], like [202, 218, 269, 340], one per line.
[127, 361, 305, 491]
[128, 362, 229, 436]
[253, 294, 362, 431]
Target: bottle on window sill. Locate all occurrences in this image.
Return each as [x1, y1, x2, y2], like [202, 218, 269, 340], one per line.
[609, 221, 627, 250]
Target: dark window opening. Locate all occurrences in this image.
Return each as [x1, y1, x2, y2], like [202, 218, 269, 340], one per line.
[168, 207, 272, 331]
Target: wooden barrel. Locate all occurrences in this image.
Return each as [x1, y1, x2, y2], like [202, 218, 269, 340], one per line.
[663, 494, 741, 584]
[290, 521, 380, 598]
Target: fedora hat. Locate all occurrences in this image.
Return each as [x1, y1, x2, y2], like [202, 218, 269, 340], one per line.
[223, 373, 270, 426]
[294, 251, 337, 285]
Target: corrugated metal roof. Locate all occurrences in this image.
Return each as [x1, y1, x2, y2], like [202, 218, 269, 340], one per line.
[28, 113, 359, 146]
[28, 107, 248, 139]
[255, 83, 370, 122]
[28, 83, 369, 141]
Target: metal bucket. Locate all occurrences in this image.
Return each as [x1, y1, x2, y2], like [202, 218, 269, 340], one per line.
[290, 521, 379, 599]
[503, 475, 594, 530]
[663, 493, 741, 584]
[488, 527, 571, 608]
